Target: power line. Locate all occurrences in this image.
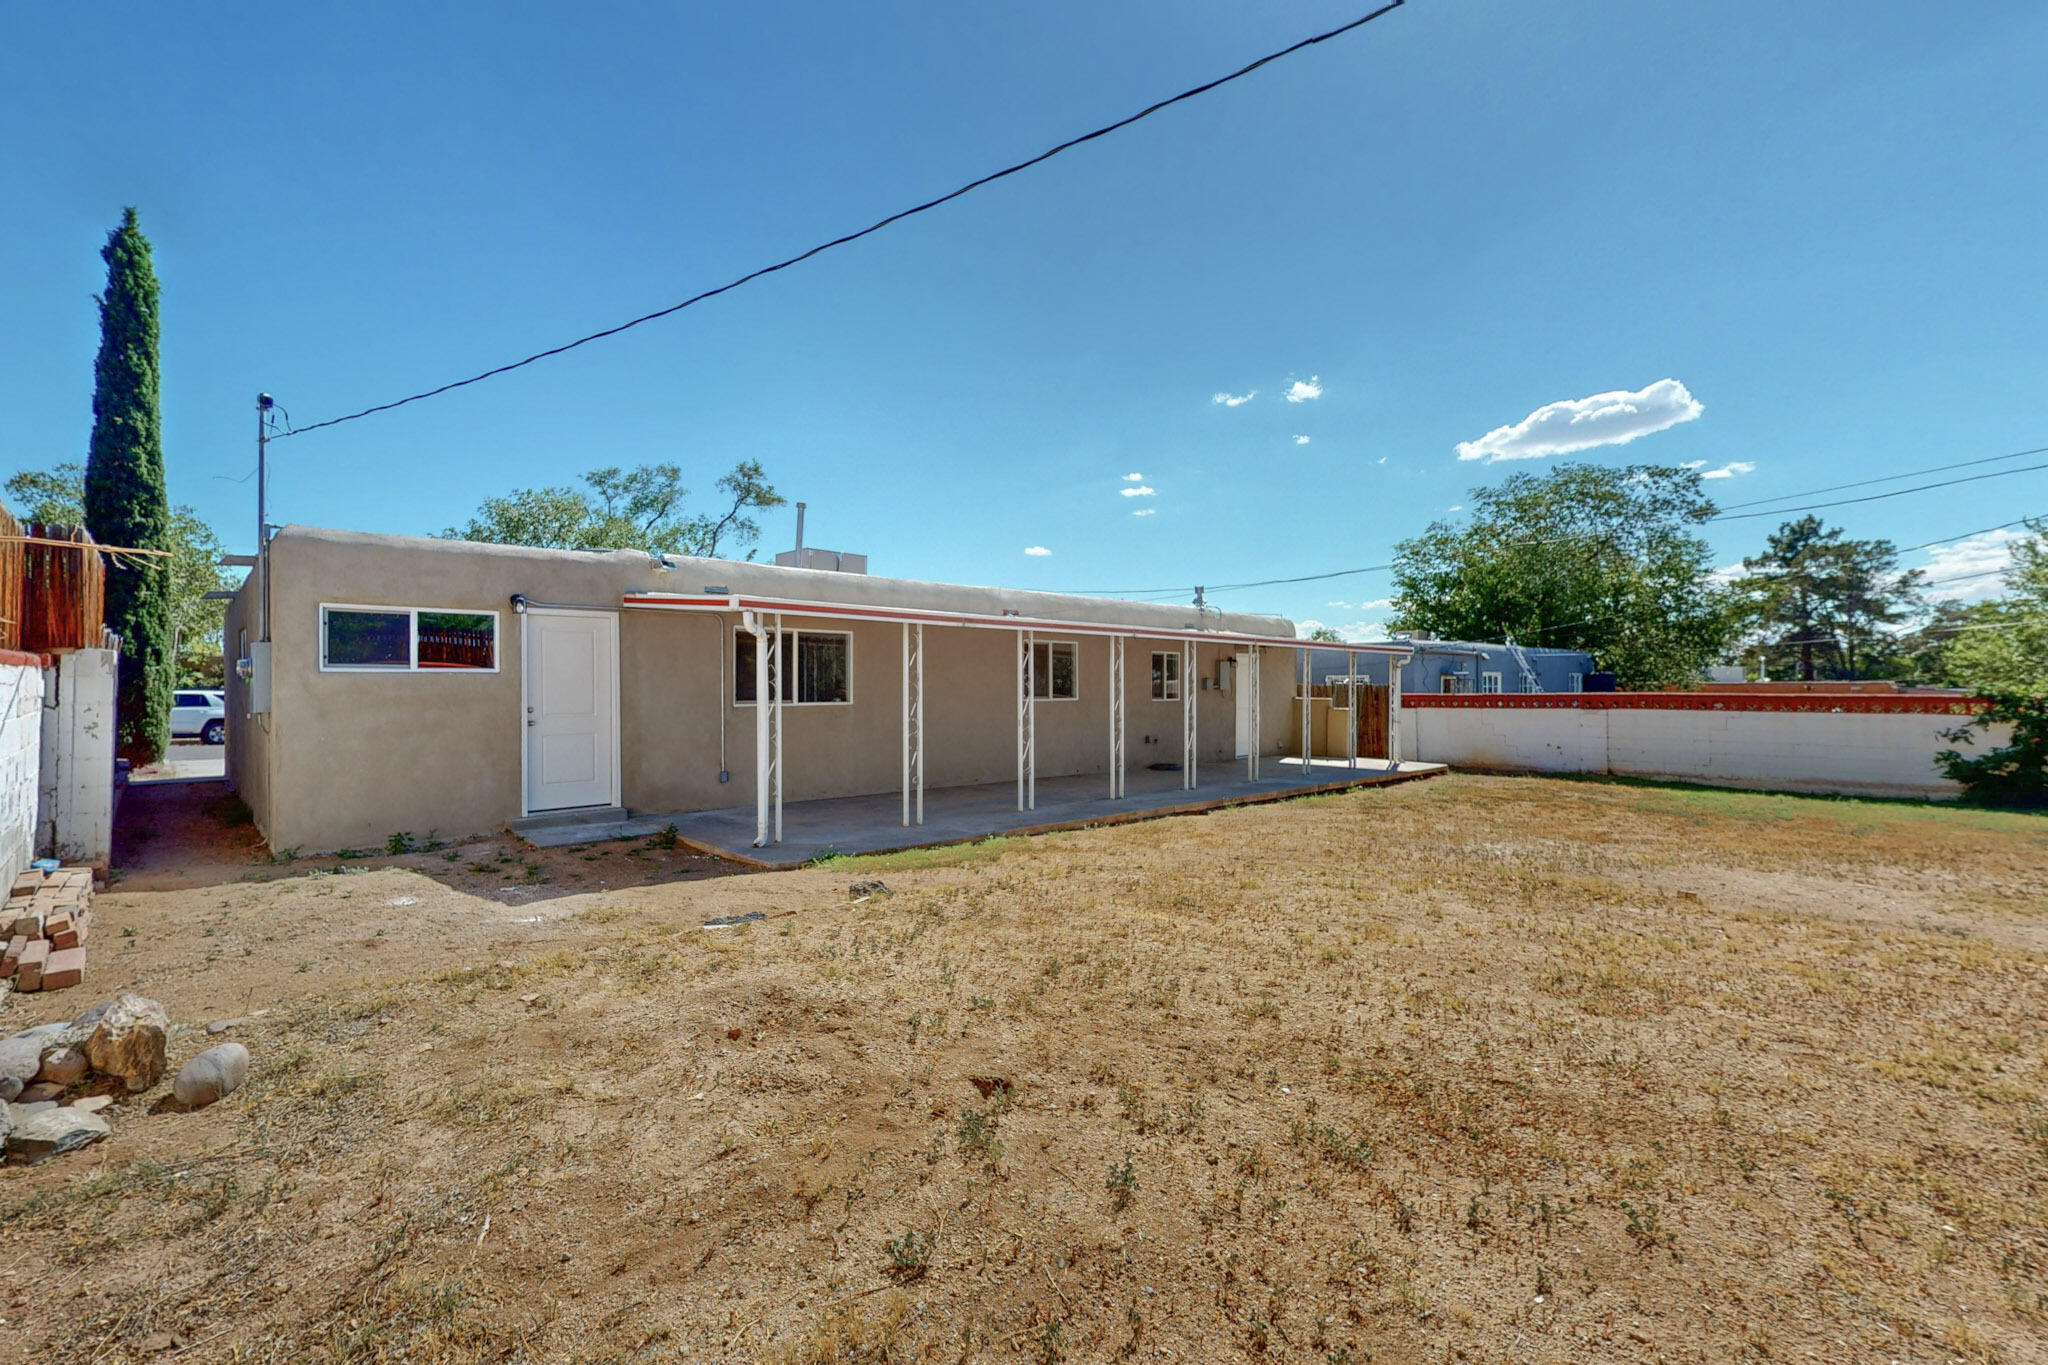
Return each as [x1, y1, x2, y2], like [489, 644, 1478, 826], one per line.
[1898, 513, 2045, 553]
[1705, 460, 2048, 522]
[1711, 442, 2048, 513]
[276, 2, 1408, 441]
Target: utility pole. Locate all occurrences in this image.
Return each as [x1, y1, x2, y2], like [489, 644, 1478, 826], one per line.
[257, 393, 273, 640]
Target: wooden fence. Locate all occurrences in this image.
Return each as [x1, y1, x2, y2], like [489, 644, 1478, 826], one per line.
[1300, 682, 1392, 759]
[0, 504, 108, 654]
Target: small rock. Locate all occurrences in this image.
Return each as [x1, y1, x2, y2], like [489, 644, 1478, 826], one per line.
[0, 1076, 18, 1102]
[205, 1017, 248, 1036]
[518, 993, 541, 1006]
[5, 1104, 109, 1164]
[17, 1082, 63, 1104]
[85, 993, 169, 1093]
[37, 1047, 87, 1087]
[71, 1095, 114, 1114]
[172, 1043, 250, 1110]
[848, 879, 893, 899]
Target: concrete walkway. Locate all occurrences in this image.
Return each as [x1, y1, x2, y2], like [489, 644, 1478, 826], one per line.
[513, 758, 1446, 868]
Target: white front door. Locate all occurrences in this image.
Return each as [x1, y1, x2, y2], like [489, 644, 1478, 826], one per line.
[523, 610, 619, 813]
[1233, 651, 1252, 758]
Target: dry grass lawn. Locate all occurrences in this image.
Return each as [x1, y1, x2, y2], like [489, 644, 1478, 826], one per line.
[3, 773, 2046, 1364]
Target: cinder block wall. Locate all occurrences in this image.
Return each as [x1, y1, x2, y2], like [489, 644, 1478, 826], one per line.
[0, 656, 47, 888]
[1408, 704, 2010, 800]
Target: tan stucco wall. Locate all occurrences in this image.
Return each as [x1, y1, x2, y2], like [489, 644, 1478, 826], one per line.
[238, 526, 1324, 852]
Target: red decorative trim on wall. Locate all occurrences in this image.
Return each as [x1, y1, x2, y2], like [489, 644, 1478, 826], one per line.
[1403, 692, 1989, 716]
[0, 648, 51, 670]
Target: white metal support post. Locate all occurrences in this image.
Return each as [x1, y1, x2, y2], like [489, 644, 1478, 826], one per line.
[1246, 644, 1262, 781]
[1343, 654, 1359, 773]
[1299, 647, 1312, 774]
[1107, 636, 1126, 799]
[1181, 640, 1197, 790]
[748, 612, 780, 847]
[1016, 629, 1036, 812]
[1387, 653, 1403, 771]
[770, 614, 784, 843]
[901, 622, 924, 826]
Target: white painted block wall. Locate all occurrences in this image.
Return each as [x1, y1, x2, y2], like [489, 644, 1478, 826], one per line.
[36, 649, 117, 867]
[1408, 704, 2011, 800]
[0, 661, 46, 889]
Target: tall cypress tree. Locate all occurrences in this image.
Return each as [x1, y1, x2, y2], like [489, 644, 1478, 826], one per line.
[84, 207, 173, 764]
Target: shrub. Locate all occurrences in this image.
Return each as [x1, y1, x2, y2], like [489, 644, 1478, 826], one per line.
[1938, 694, 2048, 808]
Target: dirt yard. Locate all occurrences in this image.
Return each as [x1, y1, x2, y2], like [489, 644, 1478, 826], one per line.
[3, 774, 2046, 1364]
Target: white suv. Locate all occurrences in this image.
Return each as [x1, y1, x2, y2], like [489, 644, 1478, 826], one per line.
[171, 689, 227, 745]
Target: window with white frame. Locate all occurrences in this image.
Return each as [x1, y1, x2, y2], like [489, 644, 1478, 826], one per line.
[1031, 640, 1078, 700]
[1439, 674, 1464, 694]
[1567, 672, 1584, 693]
[1479, 671, 1503, 694]
[320, 605, 498, 672]
[1522, 674, 1541, 693]
[733, 628, 851, 705]
[1150, 650, 1181, 701]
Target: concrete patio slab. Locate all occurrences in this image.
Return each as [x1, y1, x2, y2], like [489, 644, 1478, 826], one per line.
[512, 758, 1446, 867]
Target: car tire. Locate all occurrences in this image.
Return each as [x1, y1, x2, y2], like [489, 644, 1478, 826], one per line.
[202, 720, 225, 746]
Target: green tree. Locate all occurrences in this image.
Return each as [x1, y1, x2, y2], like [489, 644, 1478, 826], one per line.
[83, 209, 173, 763]
[1940, 523, 2048, 696]
[1733, 516, 1924, 680]
[443, 460, 784, 558]
[1930, 523, 2047, 806]
[1302, 625, 1343, 643]
[4, 462, 235, 687]
[1388, 463, 1734, 689]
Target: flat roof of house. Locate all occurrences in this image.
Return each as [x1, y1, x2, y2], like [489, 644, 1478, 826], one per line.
[266, 524, 1407, 648]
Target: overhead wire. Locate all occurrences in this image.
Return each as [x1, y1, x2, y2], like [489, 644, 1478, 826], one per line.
[1711, 443, 2048, 513]
[273, 2, 1408, 440]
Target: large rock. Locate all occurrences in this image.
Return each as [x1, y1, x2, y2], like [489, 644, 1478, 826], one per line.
[172, 1043, 249, 1110]
[4, 1103, 109, 1164]
[84, 994, 168, 1093]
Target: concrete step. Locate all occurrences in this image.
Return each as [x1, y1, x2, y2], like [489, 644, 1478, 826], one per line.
[508, 807, 678, 849]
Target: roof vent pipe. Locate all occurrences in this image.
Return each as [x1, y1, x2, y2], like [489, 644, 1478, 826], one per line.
[794, 502, 806, 556]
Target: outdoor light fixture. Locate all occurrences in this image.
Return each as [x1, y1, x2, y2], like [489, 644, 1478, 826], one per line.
[510, 594, 528, 614]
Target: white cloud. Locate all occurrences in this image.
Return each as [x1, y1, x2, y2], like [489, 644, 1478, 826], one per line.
[1376, 456, 1387, 465]
[1447, 505, 1463, 513]
[1297, 618, 1390, 642]
[1922, 529, 2024, 602]
[1120, 485, 1156, 498]
[1123, 472, 1144, 482]
[1293, 435, 1312, 446]
[1022, 545, 1051, 557]
[1285, 376, 1323, 404]
[1455, 378, 1703, 462]
[1679, 459, 1706, 470]
[1709, 561, 1746, 587]
[1699, 461, 1755, 480]
[1325, 598, 1392, 611]
[1213, 391, 1256, 407]
[1132, 508, 1157, 518]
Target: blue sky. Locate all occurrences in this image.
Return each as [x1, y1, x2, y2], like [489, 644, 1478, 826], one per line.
[5, 2, 2045, 635]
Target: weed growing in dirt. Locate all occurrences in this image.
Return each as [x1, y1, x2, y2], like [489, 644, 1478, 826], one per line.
[386, 832, 418, 855]
[1106, 1152, 1138, 1213]
[957, 1108, 1001, 1161]
[882, 1228, 933, 1281]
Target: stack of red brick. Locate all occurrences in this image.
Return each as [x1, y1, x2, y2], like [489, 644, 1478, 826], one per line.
[2, 867, 94, 994]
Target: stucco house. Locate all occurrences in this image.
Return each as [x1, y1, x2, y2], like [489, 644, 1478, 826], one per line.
[223, 527, 1420, 857]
